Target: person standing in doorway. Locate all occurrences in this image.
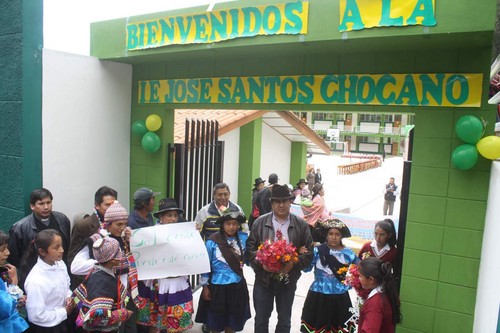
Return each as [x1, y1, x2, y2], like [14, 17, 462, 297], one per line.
[306, 168, 315, 192]
[314, 168, 322, 184]
[246, 184, 313, 333]
[382, 177, 398, 216]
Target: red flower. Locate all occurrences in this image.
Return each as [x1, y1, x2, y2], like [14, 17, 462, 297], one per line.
[256, 230, 299, 275]
[343, 264, 370, 300]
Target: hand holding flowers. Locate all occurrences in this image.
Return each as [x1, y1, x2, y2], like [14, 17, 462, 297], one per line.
[255, 230, 299, 283]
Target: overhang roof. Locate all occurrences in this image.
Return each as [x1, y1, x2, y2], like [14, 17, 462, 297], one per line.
[174, 109, 331, 155]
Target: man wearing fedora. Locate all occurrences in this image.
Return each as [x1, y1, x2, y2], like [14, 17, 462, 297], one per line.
[248, 177, 265, 228]
[128, 187, 160, 230]
[246, 184, 313, 333]
[195, 183, 244, 241]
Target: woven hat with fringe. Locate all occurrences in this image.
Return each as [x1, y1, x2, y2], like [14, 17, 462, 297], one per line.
[90, 233, 123, 264]
[104, 201, 128, 227]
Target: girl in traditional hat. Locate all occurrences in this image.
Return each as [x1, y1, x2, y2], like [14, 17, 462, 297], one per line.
[358, 219, 398, 265]
[0, 231, 28, 332]
[357, 257, 402, 333]
[70, 201, 140, 332]
[300, 219, 358, 333]
[24, 229, 74, 332]
[136, 198, 194, 333]
[195, 209, 251, 333]
[73, 235, 132, 332]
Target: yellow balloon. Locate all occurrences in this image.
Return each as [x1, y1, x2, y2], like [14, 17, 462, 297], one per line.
[476, 135, 500, 160]
[145, 114, 162, 132]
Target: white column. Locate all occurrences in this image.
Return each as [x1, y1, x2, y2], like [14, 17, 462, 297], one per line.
[473, 161, 500, 332]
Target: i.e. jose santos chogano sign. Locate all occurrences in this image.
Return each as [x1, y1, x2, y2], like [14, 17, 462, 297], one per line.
[138, 74, 482, 108]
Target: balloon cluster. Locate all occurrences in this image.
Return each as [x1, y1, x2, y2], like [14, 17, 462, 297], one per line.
[131, 114, 162, 153]
[452, 115, 500, 170]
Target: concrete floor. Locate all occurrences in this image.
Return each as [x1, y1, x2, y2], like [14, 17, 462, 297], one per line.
[186, 155, 405, 332]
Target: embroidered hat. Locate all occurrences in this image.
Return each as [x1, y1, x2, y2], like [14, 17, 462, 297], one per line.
[270, 184, 294, 200]
[90, 234, 122, 264]
[104, 201, 128, 226]
[153, 198, 184, 218]
[215, 208, 246, 227]
[296, 178, 308, 186]
[133, 187, 161, 203]
[318, 218, 351, 238]
[253, 177, 265, 187]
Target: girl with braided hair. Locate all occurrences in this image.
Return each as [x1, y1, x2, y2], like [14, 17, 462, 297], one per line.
[195, 209, 251, 333]
[358, 257, 402, 333]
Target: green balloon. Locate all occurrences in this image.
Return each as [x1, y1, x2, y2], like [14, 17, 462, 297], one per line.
[451, 144, 478, 170]
[455, 115, 483, 144]
[141, 132, 161, 153]
[132, 120, 148, 137]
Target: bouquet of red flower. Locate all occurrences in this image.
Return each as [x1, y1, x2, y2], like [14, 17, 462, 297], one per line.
[256, 230, 299, 281]
[343, 264, 370, 300]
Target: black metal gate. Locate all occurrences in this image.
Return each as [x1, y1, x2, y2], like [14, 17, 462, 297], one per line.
[167, 119, 224, 220]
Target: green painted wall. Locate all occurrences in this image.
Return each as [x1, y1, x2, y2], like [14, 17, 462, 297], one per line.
[238, 119, 263, 215]
[0, 0, 43, 231]
[396, 48, 494, 333]
[129, 65, 176, 208]
[290, 142, 307, 184]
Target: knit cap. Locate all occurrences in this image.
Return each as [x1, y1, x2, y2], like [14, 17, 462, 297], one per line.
[90, 233, 122, 264]
[104, 201, 128, 227]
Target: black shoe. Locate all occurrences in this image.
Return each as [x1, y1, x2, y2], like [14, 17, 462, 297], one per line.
[202, 323, 210, 333]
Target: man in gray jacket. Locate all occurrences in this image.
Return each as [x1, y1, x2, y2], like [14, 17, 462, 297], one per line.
[246, 184, 313, 333]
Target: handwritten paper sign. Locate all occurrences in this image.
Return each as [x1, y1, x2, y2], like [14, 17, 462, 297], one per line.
[130, 222, 210, 280]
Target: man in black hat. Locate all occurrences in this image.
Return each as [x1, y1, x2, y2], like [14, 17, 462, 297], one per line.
[246, 184, 313, 333]
[256, 173, 279, 216]
[248, 177, 265, 228]
[128, 187, 160, 229]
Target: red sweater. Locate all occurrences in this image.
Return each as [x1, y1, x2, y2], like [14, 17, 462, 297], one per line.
[358, 242, 398, 265]
[358, 292, 395, 333]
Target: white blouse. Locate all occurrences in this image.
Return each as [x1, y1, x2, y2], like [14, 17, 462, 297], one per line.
[25, 257, 72, 327]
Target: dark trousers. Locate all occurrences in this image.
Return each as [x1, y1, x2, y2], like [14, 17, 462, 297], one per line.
[253, 280, 297, 333]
